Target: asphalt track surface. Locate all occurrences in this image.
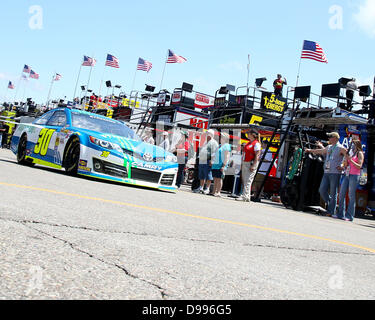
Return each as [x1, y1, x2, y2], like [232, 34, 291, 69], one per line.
[0, 148, 375, 300]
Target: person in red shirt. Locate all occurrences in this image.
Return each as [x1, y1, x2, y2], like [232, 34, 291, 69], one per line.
[273, 74, 287, 97]
[236, 129, 261, 202]
[171, 131, 191, 188]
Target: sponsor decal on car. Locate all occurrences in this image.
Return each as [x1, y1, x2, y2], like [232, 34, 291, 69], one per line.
[78, 159, 91, 172]
[132, 162, 162, 171]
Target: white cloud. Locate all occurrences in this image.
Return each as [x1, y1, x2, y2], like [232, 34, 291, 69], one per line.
[353, 0, 375, 37]
[218, 61, 245, 72]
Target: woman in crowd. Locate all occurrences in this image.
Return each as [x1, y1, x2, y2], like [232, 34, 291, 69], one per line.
[211, 132, 231, 197]
[335, 139, 364, 221]
[236, 129, 261, 202]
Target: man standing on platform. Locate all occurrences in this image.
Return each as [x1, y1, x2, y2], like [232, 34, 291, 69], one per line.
[273, 74, 287, 97]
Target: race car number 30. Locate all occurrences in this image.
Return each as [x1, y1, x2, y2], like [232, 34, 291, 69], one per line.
[34, 128, 55, 156]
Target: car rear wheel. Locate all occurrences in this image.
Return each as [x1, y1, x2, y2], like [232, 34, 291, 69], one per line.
[64, 137, 80, 175]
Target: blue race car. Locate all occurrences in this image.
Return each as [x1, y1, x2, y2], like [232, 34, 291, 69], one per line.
[11, 108, 178, 191]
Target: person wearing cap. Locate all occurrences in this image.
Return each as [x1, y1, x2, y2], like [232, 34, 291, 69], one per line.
[193, 129, 219, 194]
[305, 132, 347, 216]
[159, 131, 170, 151]
[273, 74, 287, 97]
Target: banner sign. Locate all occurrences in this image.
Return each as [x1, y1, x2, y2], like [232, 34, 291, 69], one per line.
[121, 98, 140, 109]
[157, 93, 166, 105]
[175, 108, 209, 129]
[261, 92, 287, 114]
[171, 91, 182, 105]
[194, 93, 214, 109]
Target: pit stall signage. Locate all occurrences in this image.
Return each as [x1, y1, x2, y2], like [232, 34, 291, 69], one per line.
[261, 92, 288, 114]
[175, 107, 209, 129]
[194, 93, 214, 109]
[171, 91, 182, 105]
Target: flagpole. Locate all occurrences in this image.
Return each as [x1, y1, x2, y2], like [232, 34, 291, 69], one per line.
[4, 86, 9, 103]
[13, 72, 23, 103]
[159, 50, 168, 91]
[246, 54, 250, 103]
[46, 74, 55, 109]
[73, 59, 83, 104]
[84, 56, 95, 106]
[296, 41, 304, 88]
[131, 62, 138, 92]
[84, 65, 93, 102]
[22, 76, 29, 103]
[98, 63, 107, 98]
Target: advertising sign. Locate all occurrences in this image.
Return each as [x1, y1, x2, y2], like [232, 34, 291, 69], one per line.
[175, 108, 209, 129]
[261, 92, 288, 114]
[171, 91, 182, 105]
[194, 93, 214, 109]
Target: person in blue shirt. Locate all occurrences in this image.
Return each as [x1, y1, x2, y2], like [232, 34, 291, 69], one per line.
[212, 132, 231, 197]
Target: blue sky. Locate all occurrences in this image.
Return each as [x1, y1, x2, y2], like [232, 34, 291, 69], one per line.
[0, 0, 374, 106]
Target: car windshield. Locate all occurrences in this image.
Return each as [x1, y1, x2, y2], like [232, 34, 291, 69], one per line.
[71, 111, 141, 141]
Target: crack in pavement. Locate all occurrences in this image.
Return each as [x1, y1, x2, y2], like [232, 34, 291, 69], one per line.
[0, 216, 225, 245]
[6, 219, 170, 300]
[1, 216, 373, 257]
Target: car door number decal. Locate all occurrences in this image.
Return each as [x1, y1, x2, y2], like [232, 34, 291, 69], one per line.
[34, 128, 56, 156]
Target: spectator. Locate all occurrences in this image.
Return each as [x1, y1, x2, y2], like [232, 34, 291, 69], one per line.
[335, 140, 364, 221]
[159, 131, 170, 151]
[0, 121, 7, 148]
[346, 78, 357, 111]
[193, 129, 218, 194]
[273, 74, 287, 97]
[305, 132, 347, 216]
[211, 132, 231, 197]
[236, 129, 261, 202]
[171, 131, 190, 189]
[142, 128, 155, 145]
[252, 140, 273, 197]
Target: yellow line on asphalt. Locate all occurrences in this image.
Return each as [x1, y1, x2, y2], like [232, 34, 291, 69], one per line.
[1, 181, 375, 254]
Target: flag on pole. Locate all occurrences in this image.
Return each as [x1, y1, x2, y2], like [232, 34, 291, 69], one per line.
[23, 65, 31, 73]
[301, 40, 328, 63]
[167, 49, 187, 63]
[105, 54, 120, 68]
[82, 56, 96, 67]
[30, 70, 39, 79]
[8, 81, 14, 89]
[54, 73, 62, 81]
[137, 58, 153, 72]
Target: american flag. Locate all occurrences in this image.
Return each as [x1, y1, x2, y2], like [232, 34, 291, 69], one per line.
[301, 40, 328, 63]
[54, 73, 62, 81]
[137, 58, 153, 72]
[23, 65, 31, 73]
[167, 49, 187, 64]
[8, 81, 14, 89]
[82, 56, 96, 67]
[30, 70, 39, 79]
[105, 54, 120, 68]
